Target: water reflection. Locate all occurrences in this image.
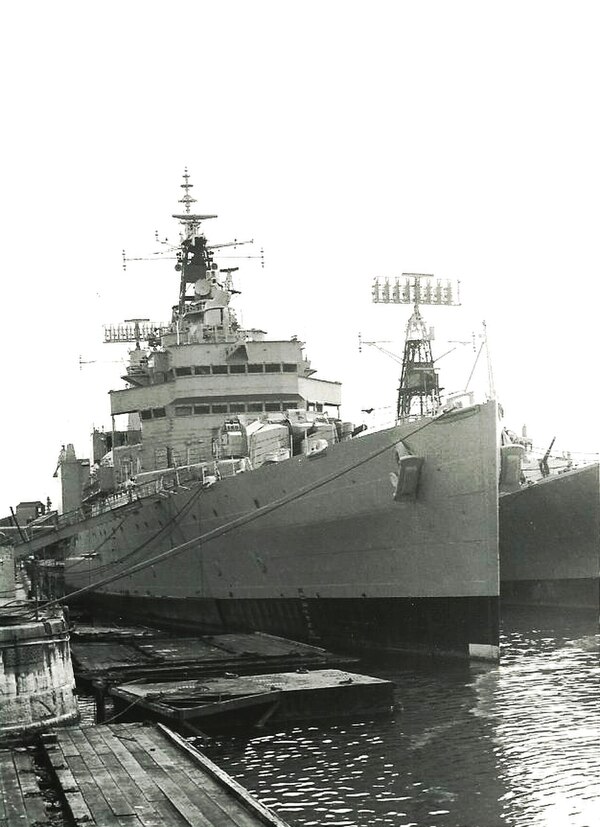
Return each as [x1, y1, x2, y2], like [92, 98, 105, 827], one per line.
[473, 607, 599, 827]
[204, 607, 599, 827]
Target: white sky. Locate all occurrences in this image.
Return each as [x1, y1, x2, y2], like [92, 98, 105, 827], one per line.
[1, 0, 598, 514]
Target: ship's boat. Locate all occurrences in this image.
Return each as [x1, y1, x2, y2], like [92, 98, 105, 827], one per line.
[16, 173, 501, 660]
[499, 431, 599, 609]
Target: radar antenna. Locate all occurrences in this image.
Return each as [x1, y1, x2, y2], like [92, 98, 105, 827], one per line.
[179, 167, 196, 214]
[371, 273, 461, 420]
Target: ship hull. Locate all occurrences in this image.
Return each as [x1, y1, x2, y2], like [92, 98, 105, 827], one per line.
[500, 463, 600, 609]
[47, 401, 501, 658]
[78, 592, 498, 659]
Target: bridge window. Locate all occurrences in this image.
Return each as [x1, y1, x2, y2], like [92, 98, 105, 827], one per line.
[140, 410, 152, 421]
[212, 365, 228, 375]
[153, 407, 166, 418]
[247, 364, 264, 373]
[229, 403, 246, 413]
[265, 363, 281, 373]
[194, 365, 210, 375]
[211, 404, 228, 414]
[248, 402, 264, 412]
[194, 404, 210, 414]
[175, 405, 193, 417]
[175, 367, 192, 376]
[229, 364, 246, 374]
[265, 402, 282, 412]
[282, 363, 297, 373]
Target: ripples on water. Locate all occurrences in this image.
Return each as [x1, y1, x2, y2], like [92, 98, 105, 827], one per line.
[203, 607, 599, 827]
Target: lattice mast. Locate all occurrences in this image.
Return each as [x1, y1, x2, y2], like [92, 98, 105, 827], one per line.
[172, 167, 218, 319]
[372, 273, 460, 420]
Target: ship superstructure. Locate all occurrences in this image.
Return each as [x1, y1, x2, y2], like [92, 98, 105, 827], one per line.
[86, 172, 343, 505]
[16, 173, 501, 660]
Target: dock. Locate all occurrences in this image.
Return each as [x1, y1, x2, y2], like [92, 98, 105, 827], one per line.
[40, 722, 290, 826]
[109, 668, 395, 733]
[71, 629, 355, 686]
[72, 623, 158, 641]
[0, 747, 48, 825]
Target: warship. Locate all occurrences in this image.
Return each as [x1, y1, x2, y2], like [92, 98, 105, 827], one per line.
[16, 172, 502, 659]
[499, 432, 599, 609]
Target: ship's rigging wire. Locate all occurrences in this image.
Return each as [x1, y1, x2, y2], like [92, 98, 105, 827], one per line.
[464, 340, 485, 393]
[32, 411, 450, 614]
[66, 483, 203, 577]
[0, 485, 206, 619]
[526, 446, 599, 460]
[100, 695, 145, 724]
[63, 514, 130, 573]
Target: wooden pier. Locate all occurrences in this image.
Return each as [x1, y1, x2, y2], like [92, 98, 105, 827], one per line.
[0, 747, 48, 825]
[40, 722, 290, 826]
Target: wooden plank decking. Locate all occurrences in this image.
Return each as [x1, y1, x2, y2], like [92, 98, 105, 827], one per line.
[71, 624, 158, 641]
[41, 722, 290, 826]
[0, 747, 48, 826]
[72, 630, 355, 685]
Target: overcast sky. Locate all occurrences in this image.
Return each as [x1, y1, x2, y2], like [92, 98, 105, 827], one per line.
[1, 1, 598, 514]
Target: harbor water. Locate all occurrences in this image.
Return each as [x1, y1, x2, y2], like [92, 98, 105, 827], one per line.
[203, 606, 599, 827]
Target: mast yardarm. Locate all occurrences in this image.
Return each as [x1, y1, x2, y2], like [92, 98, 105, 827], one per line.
[107, 170, 257, 349]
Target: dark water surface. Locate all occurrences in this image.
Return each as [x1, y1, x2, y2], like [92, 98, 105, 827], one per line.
[203, 607, 599, 827]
